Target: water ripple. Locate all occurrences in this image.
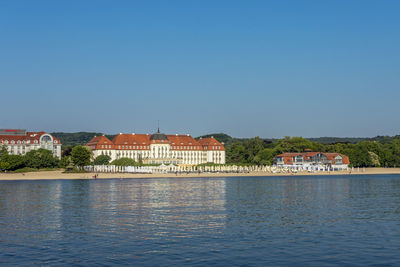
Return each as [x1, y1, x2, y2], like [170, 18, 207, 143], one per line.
[0, 175, 400, 266]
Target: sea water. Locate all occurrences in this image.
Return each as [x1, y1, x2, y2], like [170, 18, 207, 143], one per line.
[1, 175, 400, 266]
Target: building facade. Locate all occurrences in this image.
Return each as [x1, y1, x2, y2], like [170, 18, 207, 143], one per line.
[86, 129, 225, 165]
[275, 152, 350, 167]
[0, 129, 62, 159]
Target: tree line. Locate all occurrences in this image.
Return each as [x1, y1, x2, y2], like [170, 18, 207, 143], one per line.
[0, 146, 92, 172]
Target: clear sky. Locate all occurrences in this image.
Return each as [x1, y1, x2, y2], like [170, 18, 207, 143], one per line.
[1, 0, 399, 138]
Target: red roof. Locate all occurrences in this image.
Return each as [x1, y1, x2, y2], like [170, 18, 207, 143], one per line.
[112, 134, 151, 150]
[85, 133, 225, 151]
[275, 152, 350, 164]
[198, 137, 225, 151]
[0, 131, 61, 145]
[167, 135, 203, 150]
[86, 135, 114, 150]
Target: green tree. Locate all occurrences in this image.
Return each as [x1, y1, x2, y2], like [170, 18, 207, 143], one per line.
[93, 155, 111, 165]
[0, 146, 9, 170]
[254, 148, 275, 165]
[226, 141, 248, 164]
[274, 136, 317, 153]
[111, 157, 138, 166]
[71, 146, 92, 168]
[59, 156, 72, 168]
[24, 148, 59, 169]
[1, 154, 24, 171]
[0, 146, 7, 158]
[245, 137, 266, 163]
[368, 151, 380, 167]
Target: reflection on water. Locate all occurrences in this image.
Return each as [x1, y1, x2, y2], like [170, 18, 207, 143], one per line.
[0, 175, 400, 266]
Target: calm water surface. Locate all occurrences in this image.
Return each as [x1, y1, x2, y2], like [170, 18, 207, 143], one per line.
[1, 175, 400, 266]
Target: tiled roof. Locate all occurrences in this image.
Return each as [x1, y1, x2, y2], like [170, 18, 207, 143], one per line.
[198, 137, 225, 151]
[86, 135, 114, 149]
[275, 152, 350, 164]
[0, 131, 61, 145]
[112, 134, 151, 150]
[167, 135, 202, 150]
[85, 133, 226, 151]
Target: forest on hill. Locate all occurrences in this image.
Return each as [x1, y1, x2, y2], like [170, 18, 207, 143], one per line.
[51, 132, 400, 167]
[51, 132, 116, 147]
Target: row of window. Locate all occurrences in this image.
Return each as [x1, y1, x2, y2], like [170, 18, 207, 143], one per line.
[100, 144, 222, 150]
[1, 140, 58, 145]
[2, 140, 38, 144]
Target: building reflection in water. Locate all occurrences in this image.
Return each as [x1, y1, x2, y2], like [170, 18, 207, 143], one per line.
[0, 178, 228, 249]
[84, 178, 228, 240]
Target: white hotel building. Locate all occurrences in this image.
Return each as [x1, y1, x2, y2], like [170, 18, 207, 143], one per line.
[0, 129, 62, 159]
[86, 129, 226, 165]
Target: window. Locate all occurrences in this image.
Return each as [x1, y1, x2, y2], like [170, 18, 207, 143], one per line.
[295, 155, 303, 162]
[41, 135, 52, 143]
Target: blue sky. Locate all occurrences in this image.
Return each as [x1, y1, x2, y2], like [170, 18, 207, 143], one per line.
[1, 0, 399, 138]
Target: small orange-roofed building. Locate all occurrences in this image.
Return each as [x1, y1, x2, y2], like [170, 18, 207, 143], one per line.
[274, 152, 350, 167]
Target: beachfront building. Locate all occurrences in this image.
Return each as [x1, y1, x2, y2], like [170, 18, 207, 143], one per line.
[274, 152, 350, 168]
[86, 129, 225, 165]
[0, 129, 62, 159]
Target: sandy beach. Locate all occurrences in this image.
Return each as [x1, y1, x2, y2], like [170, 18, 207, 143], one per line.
[0, 168, 400, 180]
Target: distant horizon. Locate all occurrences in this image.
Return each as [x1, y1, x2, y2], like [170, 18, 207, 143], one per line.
[48, 129, 398, 140]
[2, 126, 398, 140]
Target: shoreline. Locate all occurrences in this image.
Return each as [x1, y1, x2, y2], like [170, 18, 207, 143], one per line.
[1, 168, 400, 180]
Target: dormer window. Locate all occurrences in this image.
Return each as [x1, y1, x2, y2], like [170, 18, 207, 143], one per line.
[11, 140, 15, 144]
[54, 140, 57, 144]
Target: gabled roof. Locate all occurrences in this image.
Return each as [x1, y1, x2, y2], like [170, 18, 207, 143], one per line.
[198, 137, 225, 151]
[85, 132, 226, 151]
[86, 135, 114, 149]
[112, 134, 151, 150]
[167, 135, 202, 150]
